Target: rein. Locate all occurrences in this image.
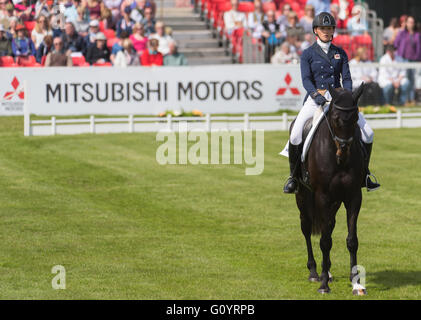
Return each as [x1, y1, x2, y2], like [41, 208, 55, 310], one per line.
[322, 103, 354, 147]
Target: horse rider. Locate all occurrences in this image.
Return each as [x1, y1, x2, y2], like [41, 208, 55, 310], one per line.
[283, 12, 380, 194]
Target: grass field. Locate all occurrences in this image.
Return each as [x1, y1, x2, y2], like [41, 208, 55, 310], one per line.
[0, 117, 420, 300]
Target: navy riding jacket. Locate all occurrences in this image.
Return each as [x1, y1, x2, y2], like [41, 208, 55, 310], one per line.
[300, 42, 352, 101]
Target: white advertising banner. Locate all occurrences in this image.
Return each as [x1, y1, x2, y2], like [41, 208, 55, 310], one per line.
[0, 64, 306, 115]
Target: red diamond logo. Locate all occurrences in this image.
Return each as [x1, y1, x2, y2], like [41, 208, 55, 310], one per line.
[11, 77, 19, 90]
[284, 73, 292, 86]
[3, 76, 24, 100]
[276, 73, 300, 96]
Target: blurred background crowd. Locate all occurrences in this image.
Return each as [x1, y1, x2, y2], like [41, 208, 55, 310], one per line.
[0, 0, 420, 105]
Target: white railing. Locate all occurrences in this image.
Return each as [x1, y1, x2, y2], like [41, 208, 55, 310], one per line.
[25, 110, 421, 136]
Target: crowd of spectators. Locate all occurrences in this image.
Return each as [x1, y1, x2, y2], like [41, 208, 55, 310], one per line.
[222, 0, 368, 63]
[220, 0, 418, 106]
[0, 0, 188, 66]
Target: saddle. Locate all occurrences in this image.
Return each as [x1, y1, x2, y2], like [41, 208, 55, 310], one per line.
[280, 105, 329, 162]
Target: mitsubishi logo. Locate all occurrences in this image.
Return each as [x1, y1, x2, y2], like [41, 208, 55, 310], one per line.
[3, 76, 24, 100]
[276, 73, 300, 96]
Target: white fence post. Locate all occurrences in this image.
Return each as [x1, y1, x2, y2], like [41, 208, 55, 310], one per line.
[282, 112, 288, 131]
[90, 115, 95, 133]
[23, 80, 31, 136]
[51, 116, 56, 135]
[397, 110, 402, 128]
[167, 114, 172, 131]
[129, 114, 134, 133]
[244, 113, 249, 131]
[205, 113, 211, 132]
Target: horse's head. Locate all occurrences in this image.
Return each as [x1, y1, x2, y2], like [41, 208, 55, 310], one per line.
[327, 84, 364, 165]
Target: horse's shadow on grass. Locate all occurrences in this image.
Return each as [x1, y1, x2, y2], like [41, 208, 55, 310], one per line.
[370, 270, 421, 289]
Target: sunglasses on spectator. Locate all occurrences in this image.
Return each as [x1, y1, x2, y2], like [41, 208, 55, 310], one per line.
[54, 41, 63, 45]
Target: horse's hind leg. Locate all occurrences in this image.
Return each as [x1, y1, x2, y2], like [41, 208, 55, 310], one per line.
[315, 193, 339, 294]
[297, 191, 319, 282]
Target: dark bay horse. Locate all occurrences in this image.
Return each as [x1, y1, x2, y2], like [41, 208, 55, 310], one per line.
[294, 85, 367, 295]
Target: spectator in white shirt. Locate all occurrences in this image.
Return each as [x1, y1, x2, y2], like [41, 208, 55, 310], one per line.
[378, 45, 410, 105]
[149, 21, 173, 56]
[350, 47, 383, 105]
[271, 41, 299, 64]
[349, 47, 378, 88]
[223, 0, 247, 35]
[247, 0, 264, 39]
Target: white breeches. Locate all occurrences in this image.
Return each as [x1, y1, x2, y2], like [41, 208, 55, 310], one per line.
[289, 91, 374, 145]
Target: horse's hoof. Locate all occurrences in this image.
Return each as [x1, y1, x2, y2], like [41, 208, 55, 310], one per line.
[308, 276, 320, 282]
[352, 288, 367, 296]
[352, 283, 367, 296]
[317, 287, 330, 294]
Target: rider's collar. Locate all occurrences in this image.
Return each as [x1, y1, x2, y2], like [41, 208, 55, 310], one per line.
[317, 38, 331, 54]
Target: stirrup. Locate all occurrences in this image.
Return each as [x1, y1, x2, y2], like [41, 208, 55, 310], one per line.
[366, 173, 380, 192]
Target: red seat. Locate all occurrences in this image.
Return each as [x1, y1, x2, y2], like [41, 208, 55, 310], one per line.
[290, 2, 301, 13]
[99, 20, 105, 32]
[352, 34, 374, 60]
[0, 56, 18, 67]
[72, 56, 90, 67]
[103, 29, 116, 39]
[107, 38, 119, 50]
[209, 0, 229, 23]
[215, 2, 232, 30]
[263, 1, 277, 13]
[238, 2, 254, 13]
[93, 62, 112, 66]
[17, 56, 41, 67]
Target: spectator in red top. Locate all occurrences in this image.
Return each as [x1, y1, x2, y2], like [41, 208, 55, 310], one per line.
[140, 38, 162, 66]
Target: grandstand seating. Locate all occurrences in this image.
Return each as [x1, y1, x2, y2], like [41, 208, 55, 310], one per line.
[0, 56, 18, 67]
[71, 56, 90, 67]
[103, 29, 116, 39]
[16, 56, 41, 67]
[0, 0, 377, 67]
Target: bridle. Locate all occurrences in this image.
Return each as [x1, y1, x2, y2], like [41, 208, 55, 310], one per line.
[322, 102, 356, 162]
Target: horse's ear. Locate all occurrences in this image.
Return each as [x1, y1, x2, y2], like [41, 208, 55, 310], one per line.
[328, 86, 339, 101]
[352, 83, 365, 104]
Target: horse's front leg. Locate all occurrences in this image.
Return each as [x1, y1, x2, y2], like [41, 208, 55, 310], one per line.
[344, 189, 367, 295]
[318, 219, 336, 293]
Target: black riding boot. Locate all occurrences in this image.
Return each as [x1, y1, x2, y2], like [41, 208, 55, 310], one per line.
[363, 142, 380, 192]
[283, 142, 303, 194]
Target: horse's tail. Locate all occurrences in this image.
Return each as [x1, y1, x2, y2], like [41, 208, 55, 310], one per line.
[310, 193, 323, 236]
[311, 212, 323, 236]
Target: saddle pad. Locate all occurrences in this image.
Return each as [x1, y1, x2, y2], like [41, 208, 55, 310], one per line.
[279, 105, 329, 162]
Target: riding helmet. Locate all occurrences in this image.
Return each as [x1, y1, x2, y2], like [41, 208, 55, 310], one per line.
[312, 12, 336, 33]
